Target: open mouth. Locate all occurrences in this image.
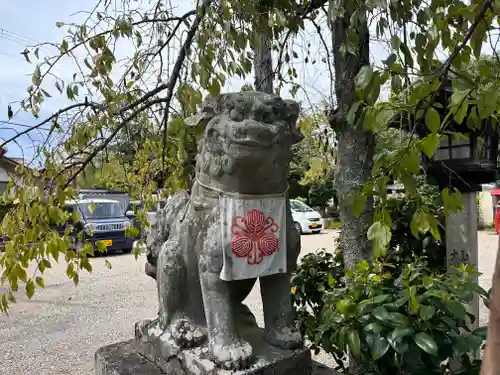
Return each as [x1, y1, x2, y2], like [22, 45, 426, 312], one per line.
[229, 138, 274, 149]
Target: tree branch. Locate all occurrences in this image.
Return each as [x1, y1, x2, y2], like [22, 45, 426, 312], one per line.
[63, 97, 167, 188]
[0, 101, 102, 149]
[160, 0, 212, 169]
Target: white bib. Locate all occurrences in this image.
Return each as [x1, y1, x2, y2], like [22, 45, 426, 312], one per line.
[218, 195, 287, 281]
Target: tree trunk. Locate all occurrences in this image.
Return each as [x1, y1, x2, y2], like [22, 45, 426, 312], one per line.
[253, 4, 273, 94]
[254, 34, 273, 93]
[481, 241, 500, 375]
[329, 1, 374, 270]
[329, 3, 374, 372]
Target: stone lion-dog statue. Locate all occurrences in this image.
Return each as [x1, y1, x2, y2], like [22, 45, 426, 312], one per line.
[137, 91, 305, 371]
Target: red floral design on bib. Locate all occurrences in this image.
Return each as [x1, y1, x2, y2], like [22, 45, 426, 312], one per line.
[231, 209, 279, 264]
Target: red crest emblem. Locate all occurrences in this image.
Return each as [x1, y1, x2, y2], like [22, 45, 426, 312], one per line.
[230, 209, 279, 265]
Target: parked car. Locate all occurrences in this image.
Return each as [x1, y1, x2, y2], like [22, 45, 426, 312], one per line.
[64, 198, 136, 254]
[290, 199, 324, 234]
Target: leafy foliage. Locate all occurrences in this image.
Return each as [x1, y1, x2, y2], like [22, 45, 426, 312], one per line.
[292, 254, 487, 374]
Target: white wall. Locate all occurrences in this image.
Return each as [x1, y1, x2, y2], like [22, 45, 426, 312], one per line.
[0, 163, 23, 195]
[0, 165, 11, 183]
[478, 192, 494, 226]
[478, 184, 496, 227]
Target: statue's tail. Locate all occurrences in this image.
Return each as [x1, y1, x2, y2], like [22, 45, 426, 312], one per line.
[145, 190, 190, 279]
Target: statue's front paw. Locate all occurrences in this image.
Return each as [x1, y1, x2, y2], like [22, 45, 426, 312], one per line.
[210, 336, 252, 370]
[170, 318, 207, 348]
[265, 326, 303, 350]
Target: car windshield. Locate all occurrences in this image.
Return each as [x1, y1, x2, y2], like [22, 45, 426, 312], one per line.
[290, 200, 314, 212]
[78, 201, 124, 219]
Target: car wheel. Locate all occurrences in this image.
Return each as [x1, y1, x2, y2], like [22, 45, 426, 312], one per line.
[294, 222, 302, 234]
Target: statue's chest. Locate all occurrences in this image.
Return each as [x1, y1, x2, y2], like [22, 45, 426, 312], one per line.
[218, 195, 287, 281]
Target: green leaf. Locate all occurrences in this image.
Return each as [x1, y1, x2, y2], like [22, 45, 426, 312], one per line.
[419, 133, 441, 158]
[66, 85, 74, 100]
[371, 338, 390, 360]
[13, 264, 27, 282]
[26, 279, 35, 299]
[428, 215, 441, 241]
[410, 210, 429, 238]
[347, 101, 362, 125]
[382, 53, 397, 68]
[419, 305, 435, 321]
[347, 330, 361, 358]
[1, 293, 7, 311]
[470, 21, 487, 59]
[66, 263, 75, 278]
[451, 89, 469, 107]
[355, 65, 373, 90]
[453, 103, 468, 124]
[32, 66, 42, 86]
[60, 39, 69, 53]
[443, 299, 467, 320]
[105, 259, 112, 269]
[35, 277, 45, 288]
[365, 322, 384, 333]
[372, 306, 389, 321]
[56, 21, 64, 28]
[352, 192, 367, 216]
[21, 49, 31, 63]
[442, 188, 464, 215]
[425, 107, 440, 133]
[389, 327, 413, 342]
[403, 147, 421, 174]
[388, 312, 410, 327]
[367, 221, 391, 257]
[327, 273, 336, 288]
[208, 79, 221, 97]
[414, 332, 438, 355]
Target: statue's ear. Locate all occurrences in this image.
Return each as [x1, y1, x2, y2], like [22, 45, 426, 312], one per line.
[284, 99, 304, 144]
[184, 97, 217, 130]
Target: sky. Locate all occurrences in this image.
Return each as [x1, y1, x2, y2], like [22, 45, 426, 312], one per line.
[0, 0, 384, 162]
[0, 0, 494, 162]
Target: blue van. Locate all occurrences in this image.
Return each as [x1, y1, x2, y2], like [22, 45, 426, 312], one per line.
[65, 197, 136, 254]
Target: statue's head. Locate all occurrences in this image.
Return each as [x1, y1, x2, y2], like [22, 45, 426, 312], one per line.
[186, 91, 303, 194]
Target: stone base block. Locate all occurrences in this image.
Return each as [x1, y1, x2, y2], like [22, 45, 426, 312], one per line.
[134, 319, 312, 375]
[95, 340, 338, 375]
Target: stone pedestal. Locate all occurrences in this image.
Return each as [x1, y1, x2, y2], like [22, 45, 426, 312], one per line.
[445, 191, 479, 328]
[133, 319, 311, 375]
[95, 339, 327, 375]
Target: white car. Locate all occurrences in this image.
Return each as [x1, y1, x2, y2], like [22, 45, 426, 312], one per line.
[290, 199, 324, 234]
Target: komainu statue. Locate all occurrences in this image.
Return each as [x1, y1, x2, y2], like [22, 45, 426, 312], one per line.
[136, 91, 306, 372]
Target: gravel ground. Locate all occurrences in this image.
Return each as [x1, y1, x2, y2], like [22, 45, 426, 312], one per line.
[0, 230, 497, 375]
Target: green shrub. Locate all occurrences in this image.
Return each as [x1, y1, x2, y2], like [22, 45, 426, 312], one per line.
[383, 196, 446, 277]
[292, 255, 487, 374]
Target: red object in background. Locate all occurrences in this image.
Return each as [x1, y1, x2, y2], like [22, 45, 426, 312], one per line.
[490, 190, 500, 234]
[495, 206, 500, 234]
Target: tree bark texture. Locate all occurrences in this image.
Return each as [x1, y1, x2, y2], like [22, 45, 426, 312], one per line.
[329, 3, 374, 269]
[254, 35, 273, 94]
[481, 240, 500, 375]
[253, 5, 273, 94]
